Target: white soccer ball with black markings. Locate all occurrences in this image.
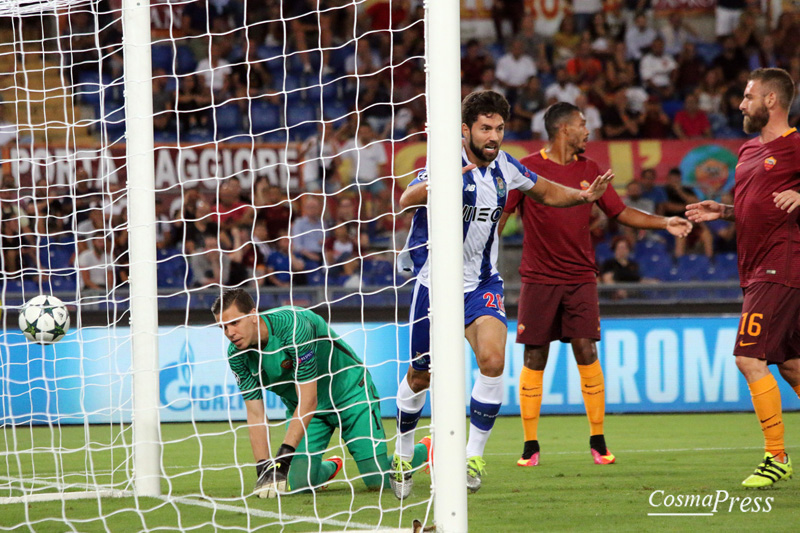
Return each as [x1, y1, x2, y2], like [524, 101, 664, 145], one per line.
[18, 295, 70, 344]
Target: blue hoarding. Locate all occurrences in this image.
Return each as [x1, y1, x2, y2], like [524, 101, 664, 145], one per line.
[1, 316, 798, 424]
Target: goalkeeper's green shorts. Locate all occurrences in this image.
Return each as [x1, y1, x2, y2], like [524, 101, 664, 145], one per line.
[294, 378, 388, 463]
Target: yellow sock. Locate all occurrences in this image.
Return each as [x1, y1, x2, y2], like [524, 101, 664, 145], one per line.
[793, 383, 800, 400]
[519, 367, 543, 442]
[748, 374, 784, 457]
[578, 360, 605, 436]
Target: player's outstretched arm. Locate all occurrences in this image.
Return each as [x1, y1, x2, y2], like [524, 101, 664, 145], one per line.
[524, 169, 614, 207]
[284, 380, 318, 449]
[685, 200, 734, 222]
[616, 207, 693, 238]
[246, 399, 271, 462]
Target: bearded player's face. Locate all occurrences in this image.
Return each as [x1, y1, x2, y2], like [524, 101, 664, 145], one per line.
[217, 306, 260, 350]
[464, 113, 504, 163]
[741, 80, 770, 134]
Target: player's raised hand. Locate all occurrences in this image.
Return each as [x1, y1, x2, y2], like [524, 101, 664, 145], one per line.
[665, 216, 693, 238]
[580, 169, 614, 203]
[772, 190, 800, 213]
[685, 200, 723, 222]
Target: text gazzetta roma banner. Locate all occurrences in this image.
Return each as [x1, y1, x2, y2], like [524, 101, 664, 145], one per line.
[2, 139, 745, 201]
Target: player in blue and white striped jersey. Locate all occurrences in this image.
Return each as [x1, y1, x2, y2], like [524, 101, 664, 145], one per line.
[390, 90, 613, 498]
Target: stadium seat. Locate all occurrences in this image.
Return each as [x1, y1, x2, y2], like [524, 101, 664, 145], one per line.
[322, 100, 350, 125]
[594, 241, 613, 265]
[286, 104, 319, 141]
[151, 45, 174, 73]
[250, 101, 282, 135]
[715, 252, 739, 280]
[213, 103, 244, 137]
[175, 45, 197, 73]
[661, 99, 684, 120]
[76, 71, 111, 106]
[695, 42, 723, 66]
[639, 252, 673, 281]
[634, 239, 667, 259]
[676, 254, 712, 280]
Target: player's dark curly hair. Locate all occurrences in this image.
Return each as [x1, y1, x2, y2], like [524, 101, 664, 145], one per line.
[461, 90, 510, 128]
[749, 68, 795, 110]
[211, 288, 256, 316]
[543, 102, 580, 140]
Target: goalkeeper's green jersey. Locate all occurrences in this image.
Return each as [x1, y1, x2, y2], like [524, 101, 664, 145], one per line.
[226, 306, 373, 413]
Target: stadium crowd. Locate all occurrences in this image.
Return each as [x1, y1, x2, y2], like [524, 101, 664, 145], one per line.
[2, 1, 800, 294]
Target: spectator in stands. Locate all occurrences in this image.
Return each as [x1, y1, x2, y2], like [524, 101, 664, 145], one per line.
[332, 195, 369, 250]
[748, 34, 779, 71]
[566, 39, 603, 87]
[495, 38, 537, 102]
[600, 236, 651, 300]
[637, 168, 668, 212]
[475, 66, 506, 96]
[300, 121, 344, 193]
[673, 93, 711, 139]
[513, 76, 546, 129]
[773, 12, 799, 62]
[675, 41, 707, 97]
[572, 0, 603, 34]
[358, 75, 394, 136]
[575, 93, 603, 140]
[76, 204, 107, 242]
[191, 234, 231, 287]
[324, 225, 360, 286]
[624, 11, 658, 61]
[697, 68, 726, 117]
[552, 15, 581, 67]
[231, 39, 277, 101]
[713, 36, 748, 82]
[290, 195, 326, 264]
[341, 123, 389, 198]
[265, 229, 305, 287]
[518, 16, 549, 68]
[239, 220, 272, 285]
[636, 95, 671, 139]
[346, 39, 382, 78]
[152, 70, 175, 134]
[491, 0, 524, 43]
[639, 37, 678, 99]
[716, 0, 746, 39]
[61, 11, 98, 82]
[660, 12, 698, 57]
[195, 40, 232, 97]
[0, 104, 17, 147]
[531, 96, 558, 140]
[720, 85, 747, 136]
[0, 187, 29, 275]
[177, 74, 212, 133]
[588, 12, 615, 55]
[252, 179, 291, 241]
[76, 236, 113, 291]
[544, 67, 581, 105]
[662, 168, 713, 258]
[601, 90, 639, 139]
[154, 197, 173, 249]
[461, 39, 493, 87]
[214, 177, 253, 231]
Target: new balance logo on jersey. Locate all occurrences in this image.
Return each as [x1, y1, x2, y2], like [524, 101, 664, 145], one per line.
[465, 184, 476, 192]
[463, 205, 503, 222]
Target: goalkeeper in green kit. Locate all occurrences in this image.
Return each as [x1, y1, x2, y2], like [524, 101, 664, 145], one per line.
[212, 288, 431, 498]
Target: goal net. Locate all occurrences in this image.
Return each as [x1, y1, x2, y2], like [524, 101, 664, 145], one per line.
[0, 0, 460, 530]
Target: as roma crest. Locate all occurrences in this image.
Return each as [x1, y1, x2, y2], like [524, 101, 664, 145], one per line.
[280, 358, 293, 369]
[764, 157, 776, 171]
[495, 176, 506, 197]
[580, 180, 591, 190]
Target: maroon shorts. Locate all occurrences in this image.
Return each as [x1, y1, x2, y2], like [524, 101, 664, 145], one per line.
[734, 282, 800, 364]
[516, 282, 601, 346]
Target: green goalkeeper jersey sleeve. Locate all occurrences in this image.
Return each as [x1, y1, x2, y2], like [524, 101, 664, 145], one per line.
[225, 306, 373, 413]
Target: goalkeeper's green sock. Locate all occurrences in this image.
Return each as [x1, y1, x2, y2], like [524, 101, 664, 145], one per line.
[410, 441, 429, 470]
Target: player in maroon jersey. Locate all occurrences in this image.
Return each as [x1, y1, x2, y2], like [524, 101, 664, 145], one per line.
[498, 102, 692, 467]
[687, 68, 800, 488]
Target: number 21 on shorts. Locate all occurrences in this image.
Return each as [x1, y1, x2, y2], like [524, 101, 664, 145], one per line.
[483, 292, 505, 313]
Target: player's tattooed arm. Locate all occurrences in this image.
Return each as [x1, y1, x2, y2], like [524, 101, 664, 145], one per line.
[772, 189, 800, 213]
[685, 200, 735, 222]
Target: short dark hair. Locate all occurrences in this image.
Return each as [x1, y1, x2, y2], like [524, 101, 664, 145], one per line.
[211, 288, 256, 316]
[543, 102, 580, 140]
[461, 90, 510, 128]
[749, 68, 795, 110]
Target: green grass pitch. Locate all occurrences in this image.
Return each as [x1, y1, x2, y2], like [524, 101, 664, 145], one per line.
[2, 412, 799, 532]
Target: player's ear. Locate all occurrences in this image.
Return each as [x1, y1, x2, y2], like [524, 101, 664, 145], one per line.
[461, 122, 469, 139]
[250, 308, 258, 322]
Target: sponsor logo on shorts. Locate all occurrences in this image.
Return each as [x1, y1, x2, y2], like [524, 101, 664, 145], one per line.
[764, 157, 776, 171]
[738, 341, 757, 347]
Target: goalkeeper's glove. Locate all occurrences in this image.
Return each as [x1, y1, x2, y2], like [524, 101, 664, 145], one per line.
[254, 444, 295, 499]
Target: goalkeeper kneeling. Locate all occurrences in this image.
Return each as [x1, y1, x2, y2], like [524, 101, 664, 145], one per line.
[213, 288, 430, 498]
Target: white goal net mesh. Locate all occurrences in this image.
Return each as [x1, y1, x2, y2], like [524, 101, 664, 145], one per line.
[0, 0, 432, 530]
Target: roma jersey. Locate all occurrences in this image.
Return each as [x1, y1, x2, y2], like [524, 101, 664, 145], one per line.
[399, 148, 537, 291]
[734, 128, 800, 288]
[504, 149, 626, 284]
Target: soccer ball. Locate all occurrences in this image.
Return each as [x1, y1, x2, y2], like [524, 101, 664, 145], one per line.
[18, 295, 70, 344]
